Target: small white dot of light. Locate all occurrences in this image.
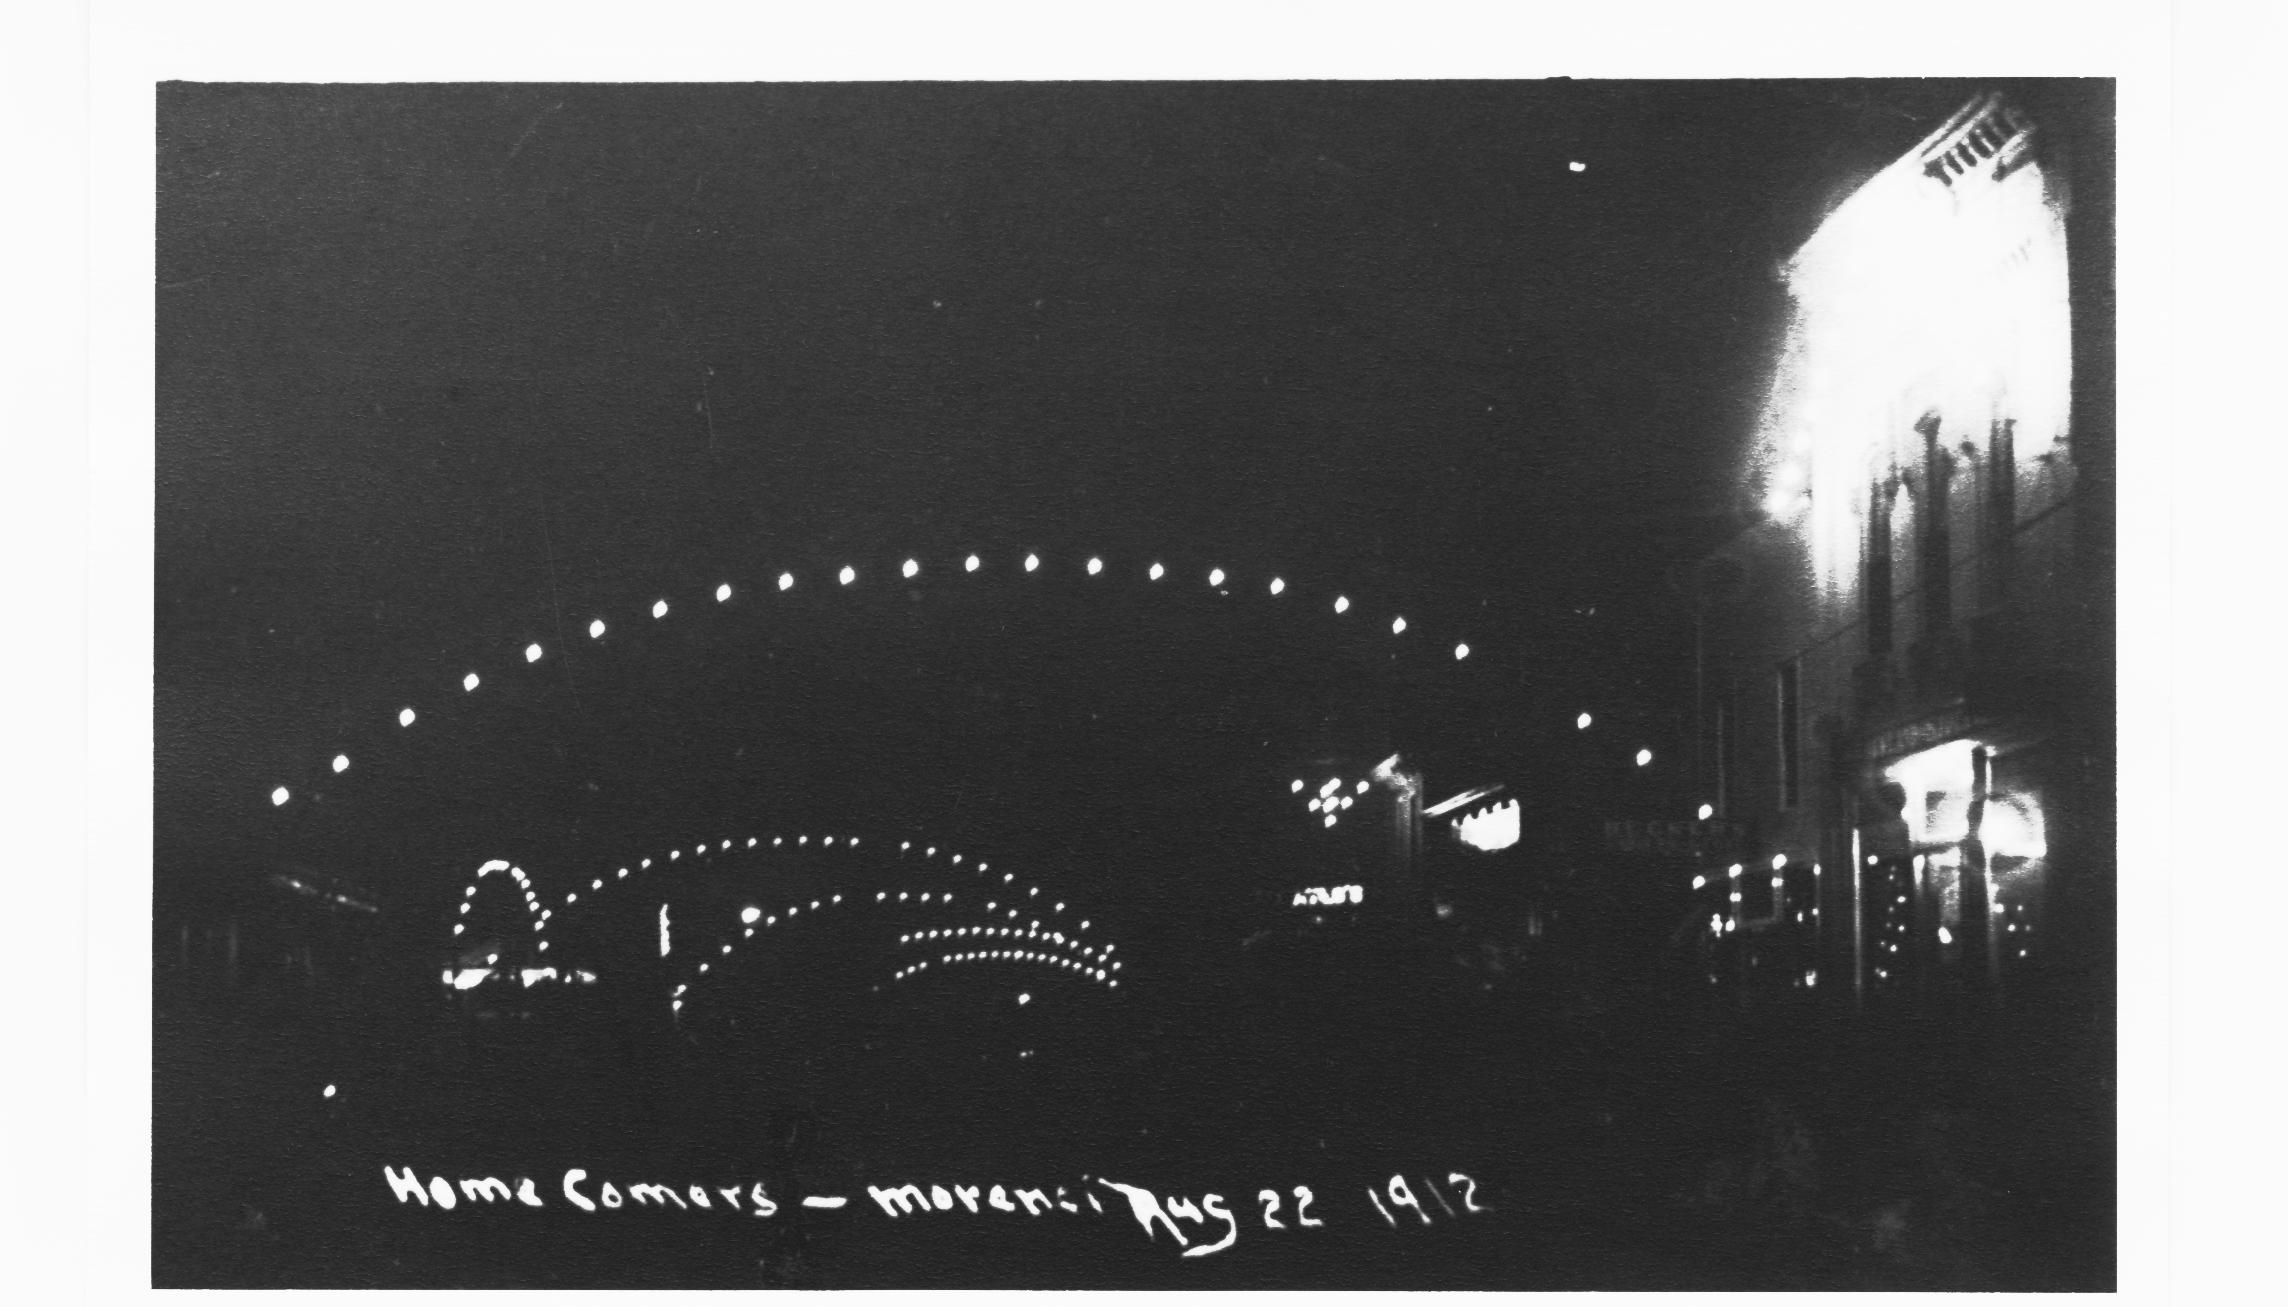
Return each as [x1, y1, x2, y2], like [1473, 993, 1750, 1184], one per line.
[463, 672, 481, 692]
[850, 837, 861, 847]
[617, 868, 628, 878]
[1079, 921, 1089, 930]
[899, 893, 908, 901]
[767, 916, 776, 925]
[589, 618, 606, 638]
[877, 892, 886, 901]
[716, 583, 732, 602]
[987, 902, 995, 911]
[1110, 979, 1119, 988]
[1391, 616, 1407, 635]
[1454, 642, 1471, 660]
[1636, 749, 1653, 767]
[1340, 796, 1354, 809]
[839, 565, 856, 585]
[742, 907, 761, 924]
[810, 900, 819, 910]
[672, 999, 683, 1010]
[1269, 577, 1285, 595]
[1333, 596, 1350, 614]
[695, 845, 706, 856]
[900, 558, 920, 580]
[452, 924, 464, 935]
[747, 837, 757, 847]
[773, 838, 782, 847]
[1325, 813, 1338, 827]
[977, 863, 987, 871]
[1208, 568, 1225, 586]
[270, 786, 291, 806]
[399, 707, 416, 726]
[1104, 944, 1115, 954]
[540, 910, 551, 921]
[653, 599, 669, 618]
[833, 895, 842, 903]
[1692, 875, 1707, 890]
[487, 953, 499, 964]
[965, 554, 981, 572]
[951, 853, 961, 864]
[1307, 797, 1321, 812]
[464, 887, 476, 897]
[722, 944, 733, 955]
[778, 572, 795, 591]
[330, 753, 351, 775]
[1024, 553, 1040, 572]
[670, 850, 679, 860]
[642, 858, 652, 868]
[459, 903, 470, 914]
[1083, 556, 1103, 576]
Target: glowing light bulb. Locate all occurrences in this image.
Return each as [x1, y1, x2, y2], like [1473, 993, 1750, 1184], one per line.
[589, 618, 605, 638]
[1148, 562, 1164, 580]
[839, 565, 856, 585]
[270, 786, 289, 806]
[1356, 780, 1369, 793]
[741, 906, 761, 924]
[1269, 577, 1285, 595]
[1333, 596, 1349, 614]
[1698, 803, 1714, 820]
[902, 559, 919, 579]
[1693, 875, 1707, 890]
[1291, 779, 1304, 792]
[1024, 554, 1040, 572]
[1577, 712, 1592, 730]
[1454, 642, 1469, 660]
[463, 672, 480, 692]
[652, 599, 668, 618]
[1569, 160, 1586, 173]
[323, 1084, 336, 1098]
[332, 755, 349, 773]
[778, 572, 794, 591]
[1017, 992, 1031, 1006]
[716, 583, 732, 601]
[1391, 617, 1407, 635]
[965, 554, 980, 572]
[1772, 855, 1788, 871]
[1324, 813, 1337, 827]
[1208, 568, 1225, 586]
[1635, 748, 1653, 767]
[398, 707, 416, 727]
[1086, 557, 1103, 575]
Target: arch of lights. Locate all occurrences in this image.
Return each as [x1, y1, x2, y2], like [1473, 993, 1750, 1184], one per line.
[261, 549, 1517, 815]
[444, 830, 1125, 1015]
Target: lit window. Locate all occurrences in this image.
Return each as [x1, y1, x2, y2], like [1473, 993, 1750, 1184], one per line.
[463, 672, 480, 692]
[589, 618, 606, 638]
[652, 599, 668, 618]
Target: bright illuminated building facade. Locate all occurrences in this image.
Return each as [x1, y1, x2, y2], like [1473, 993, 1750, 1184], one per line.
[1690, 89, 2112, 1015]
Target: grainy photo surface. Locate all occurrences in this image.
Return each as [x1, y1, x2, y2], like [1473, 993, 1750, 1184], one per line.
[154, 78, 2115, 1289]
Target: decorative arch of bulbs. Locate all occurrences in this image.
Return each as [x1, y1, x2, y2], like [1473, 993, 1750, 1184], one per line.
[264, 552, 1484, 811]
[444, 831, 1125, 1013]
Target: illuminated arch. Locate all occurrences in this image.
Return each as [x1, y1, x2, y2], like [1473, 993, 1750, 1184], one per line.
[259, 549, 1497, 811]
[443, 824, 1129, 1016]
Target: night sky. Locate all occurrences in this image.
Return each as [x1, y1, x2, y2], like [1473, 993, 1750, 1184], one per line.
[156, 79, 2006, 945]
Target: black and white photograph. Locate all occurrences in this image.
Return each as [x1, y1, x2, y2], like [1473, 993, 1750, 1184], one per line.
[37, 3, 2219, 1296]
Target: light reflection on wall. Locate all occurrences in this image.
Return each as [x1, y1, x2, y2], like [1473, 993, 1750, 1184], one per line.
[1757, 95, 2072, 591]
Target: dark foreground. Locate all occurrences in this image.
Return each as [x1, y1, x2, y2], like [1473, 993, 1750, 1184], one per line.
[155, 946, 2112, 1290]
